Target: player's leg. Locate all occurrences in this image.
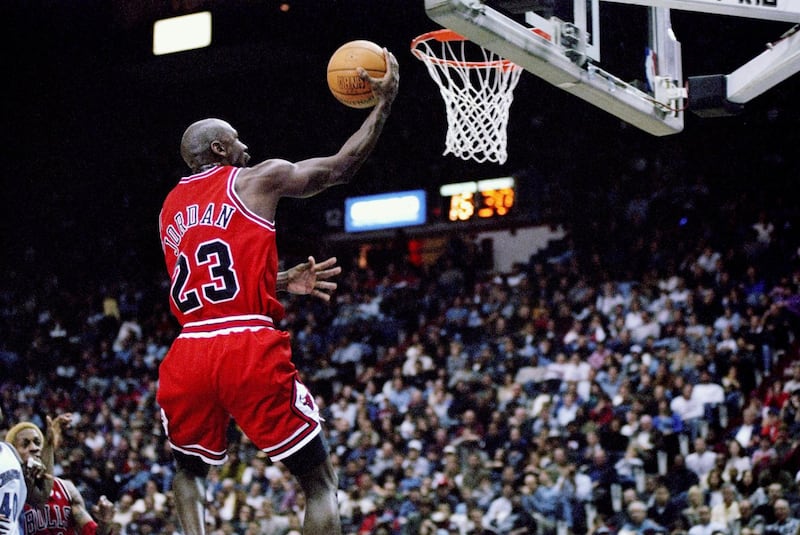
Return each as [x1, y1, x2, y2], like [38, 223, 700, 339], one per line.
[227, 331, 340, 532]
[282, 435, 341, 535]
[172, 451, 210, 535]
[158, 337, 229, 535]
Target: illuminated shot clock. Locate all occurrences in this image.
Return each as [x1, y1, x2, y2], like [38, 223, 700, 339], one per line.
[439, 177, 515, 222]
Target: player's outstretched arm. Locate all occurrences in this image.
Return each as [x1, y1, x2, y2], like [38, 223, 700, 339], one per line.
[39, 413, 72, 499]
[237, 49, 399, 218]
[67, 479, 115, 535]
[289, 48, 399, 192]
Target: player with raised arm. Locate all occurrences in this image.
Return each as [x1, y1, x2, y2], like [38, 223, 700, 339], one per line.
[156, 47, 398, 535]
[6, 415, 115, 535]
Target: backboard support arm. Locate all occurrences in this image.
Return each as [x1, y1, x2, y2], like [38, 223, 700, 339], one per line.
[602, 0, 800, 23]
[605, 0, 800, 111]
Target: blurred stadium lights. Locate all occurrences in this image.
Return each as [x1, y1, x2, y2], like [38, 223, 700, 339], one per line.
[153, 11, 212, 55]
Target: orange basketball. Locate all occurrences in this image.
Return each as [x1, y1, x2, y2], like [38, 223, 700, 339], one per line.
[326, 40, 386, 109]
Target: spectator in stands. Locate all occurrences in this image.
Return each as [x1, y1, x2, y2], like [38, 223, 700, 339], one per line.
[520, 470, 571, 535]
[671, 384, 706, 439]
[598, 364, 625, 399]
[482, 482, 515, 532]
[753, 483, 784, 525]
[402, 440, 431, 480]
[737, 470, 768, 509]
[615, 444, 644, 488]
[783, 363, 800, 394]
[686, 438, 718, 481]
[619, 500, 666, 535]
[683, 486, 707, 528]
[724, 440, 752, 483]
[631, 311, 661, 345]
[737, 499, 765, 535]
[687, 506, 727, 535]
[764, 498, 800, 535]
[710, 483, 741, 532]
[648, 483, 684, 533]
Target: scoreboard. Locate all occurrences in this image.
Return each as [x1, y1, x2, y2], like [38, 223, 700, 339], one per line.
[439, 177, 515, 222]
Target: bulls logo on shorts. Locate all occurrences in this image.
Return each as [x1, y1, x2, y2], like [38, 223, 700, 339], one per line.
[294, 380, 321, 421]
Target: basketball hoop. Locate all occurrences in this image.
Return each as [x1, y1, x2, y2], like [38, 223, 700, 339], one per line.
[411, 29, 523, 165]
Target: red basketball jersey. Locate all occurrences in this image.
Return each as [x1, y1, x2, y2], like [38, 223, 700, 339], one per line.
[159, 166, 285, 326]
[157, 165, 322, 464]
[22, 478, 75, 535]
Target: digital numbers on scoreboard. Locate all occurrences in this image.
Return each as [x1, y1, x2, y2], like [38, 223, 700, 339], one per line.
[439, 177, 515, 222]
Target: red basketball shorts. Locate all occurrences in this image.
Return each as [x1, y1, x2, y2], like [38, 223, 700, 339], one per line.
[157, 317, 322, 464]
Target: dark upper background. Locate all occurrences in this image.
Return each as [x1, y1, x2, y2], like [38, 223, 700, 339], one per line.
[2, 0, 798, 284]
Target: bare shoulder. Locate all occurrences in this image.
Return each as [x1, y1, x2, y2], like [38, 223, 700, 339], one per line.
[237, 158, 295, 186]
[61, 478, 85, 505]
[234, 159, 296, 219]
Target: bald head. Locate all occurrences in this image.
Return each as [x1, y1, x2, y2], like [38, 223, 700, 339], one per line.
[774, 499, 792, 521]
[180, 118, 242, 172]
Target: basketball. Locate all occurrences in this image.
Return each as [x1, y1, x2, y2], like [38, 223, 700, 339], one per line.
[327, 40, 386, 109]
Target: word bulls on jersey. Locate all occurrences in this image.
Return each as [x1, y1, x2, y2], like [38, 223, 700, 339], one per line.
[23, 478, 72, 535]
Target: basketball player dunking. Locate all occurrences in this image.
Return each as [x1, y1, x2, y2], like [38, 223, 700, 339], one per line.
[157, 48, 399, 535]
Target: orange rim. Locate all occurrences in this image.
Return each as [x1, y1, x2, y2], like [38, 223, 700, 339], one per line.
[411, 29, 520, 71]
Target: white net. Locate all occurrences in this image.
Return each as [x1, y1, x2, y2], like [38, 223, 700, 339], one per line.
[412, 30, 523, 165]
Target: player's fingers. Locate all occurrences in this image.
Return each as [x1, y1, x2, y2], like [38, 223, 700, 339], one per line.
[317, 267, 342, 280]
[312, 290, 332, 302]
[385, 51, 399, 77]
[316, 281, 337, 291]
[356, 66, 370, 80]
[314, 256, 338, 270]
[358, 66, 386, 84]
[383, 48, 398, 67]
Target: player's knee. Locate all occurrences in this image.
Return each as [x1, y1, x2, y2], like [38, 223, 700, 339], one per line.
[297, 459, 338, 499]
[284, 435, 338, 494]
[174, 451, 210, 479]
[283, 434, 329, 477]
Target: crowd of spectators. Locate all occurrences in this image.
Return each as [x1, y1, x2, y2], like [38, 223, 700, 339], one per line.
[1, 166, 800, 535]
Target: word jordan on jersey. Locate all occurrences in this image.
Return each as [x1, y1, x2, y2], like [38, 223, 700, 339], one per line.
[162, 201, 236, 256]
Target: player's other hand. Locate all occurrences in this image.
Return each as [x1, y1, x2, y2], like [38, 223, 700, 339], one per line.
[93, 495, 116, 525]
[286, 256, 341, 302]
[0, 514, 14, 535]
[46, 412, 73, 450]
[24, 456, 49, 481]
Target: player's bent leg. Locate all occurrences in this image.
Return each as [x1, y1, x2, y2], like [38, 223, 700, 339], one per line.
[283, 434, 341, 535]
[173, 450, 211, 535]
[294, 458, 341, 535]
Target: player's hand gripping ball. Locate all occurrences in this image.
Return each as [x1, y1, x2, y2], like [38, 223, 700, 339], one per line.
[327, 40, 387, 108]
